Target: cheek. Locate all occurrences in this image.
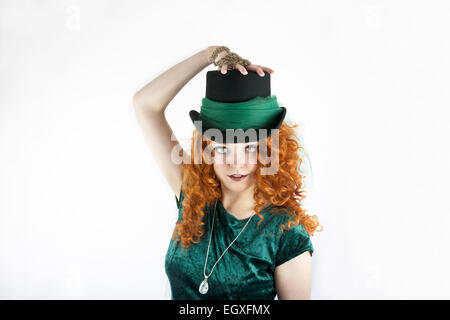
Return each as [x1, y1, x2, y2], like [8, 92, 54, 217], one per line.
[213, 164, 226, 177]
[212, 153, 228, 165]
[248, 164, 258, 175]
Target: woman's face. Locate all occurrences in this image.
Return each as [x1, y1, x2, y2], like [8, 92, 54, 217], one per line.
[208, 140, 259, 192]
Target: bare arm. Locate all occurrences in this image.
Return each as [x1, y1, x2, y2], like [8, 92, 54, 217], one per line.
[132, 46, 218, 197]
[274, 251, 312, 300]
[133, 47, 216, 113]
[132, 46, 274, 197]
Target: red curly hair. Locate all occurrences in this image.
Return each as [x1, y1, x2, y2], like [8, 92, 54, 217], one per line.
[171, 121, 323, 250]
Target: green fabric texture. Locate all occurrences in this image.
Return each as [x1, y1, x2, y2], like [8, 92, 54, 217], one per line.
[165, 189, 314, 300]
[199, 95, 283, 130]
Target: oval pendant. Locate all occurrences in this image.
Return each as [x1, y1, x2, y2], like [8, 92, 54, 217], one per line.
[199, 278, 209, 294]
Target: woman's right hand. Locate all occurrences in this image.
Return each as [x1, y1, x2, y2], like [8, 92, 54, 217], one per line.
[206, 45, 275, 77]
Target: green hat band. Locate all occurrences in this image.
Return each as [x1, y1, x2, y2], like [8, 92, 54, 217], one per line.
[199, 95, 282, 131]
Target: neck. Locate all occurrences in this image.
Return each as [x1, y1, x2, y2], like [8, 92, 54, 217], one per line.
[220, 185, 271, 219]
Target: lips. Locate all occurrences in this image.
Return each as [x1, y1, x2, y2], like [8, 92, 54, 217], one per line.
[228, 174, 248, 181]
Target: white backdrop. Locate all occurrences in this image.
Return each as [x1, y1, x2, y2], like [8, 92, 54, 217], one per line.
[1, 0, 449, 299]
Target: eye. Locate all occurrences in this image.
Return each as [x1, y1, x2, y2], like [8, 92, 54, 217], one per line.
[214, 146, 228, 154]
[246, 145, 257, 152]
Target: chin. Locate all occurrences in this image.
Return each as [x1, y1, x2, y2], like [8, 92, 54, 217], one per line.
[223, 183, 250, 193]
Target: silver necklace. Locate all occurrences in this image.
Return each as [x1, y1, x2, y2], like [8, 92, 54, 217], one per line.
[199, 199, 256, 295]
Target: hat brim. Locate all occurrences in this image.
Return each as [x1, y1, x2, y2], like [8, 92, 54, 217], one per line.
[188, 107, 287, 143]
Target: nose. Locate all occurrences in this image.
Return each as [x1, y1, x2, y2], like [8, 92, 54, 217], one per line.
[227, 146, 247, 166]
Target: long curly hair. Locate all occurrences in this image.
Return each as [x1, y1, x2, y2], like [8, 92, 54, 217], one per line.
[171, 121, 323, 250]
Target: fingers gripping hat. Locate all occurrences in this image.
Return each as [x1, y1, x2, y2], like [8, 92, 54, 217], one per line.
[189, 69, 287, 144]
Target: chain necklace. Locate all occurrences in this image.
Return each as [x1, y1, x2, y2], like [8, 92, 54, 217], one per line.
[199, 199, 256, 295]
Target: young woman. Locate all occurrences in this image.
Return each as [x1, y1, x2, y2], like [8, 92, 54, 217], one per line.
[133, 46, 322, 300]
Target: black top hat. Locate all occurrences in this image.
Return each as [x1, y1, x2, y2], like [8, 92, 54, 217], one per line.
[189, 69, 287, 144]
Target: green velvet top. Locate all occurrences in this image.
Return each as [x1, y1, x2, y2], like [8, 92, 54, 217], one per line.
[165, 189, 314, 300]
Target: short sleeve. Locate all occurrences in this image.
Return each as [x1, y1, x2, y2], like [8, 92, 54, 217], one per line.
[275, 220, 314, 267]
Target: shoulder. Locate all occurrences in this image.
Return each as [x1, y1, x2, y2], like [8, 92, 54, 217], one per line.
[255, 205, 302, 239]
[262, 205, 296, 229]
[263, 206, 314, 267]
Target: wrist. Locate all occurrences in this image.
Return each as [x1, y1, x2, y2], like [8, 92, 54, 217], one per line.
[204, 46, 219, 64]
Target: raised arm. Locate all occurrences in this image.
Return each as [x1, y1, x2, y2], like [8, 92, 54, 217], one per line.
[132, 46, 218, 197]
[132, 46, 273, 197]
